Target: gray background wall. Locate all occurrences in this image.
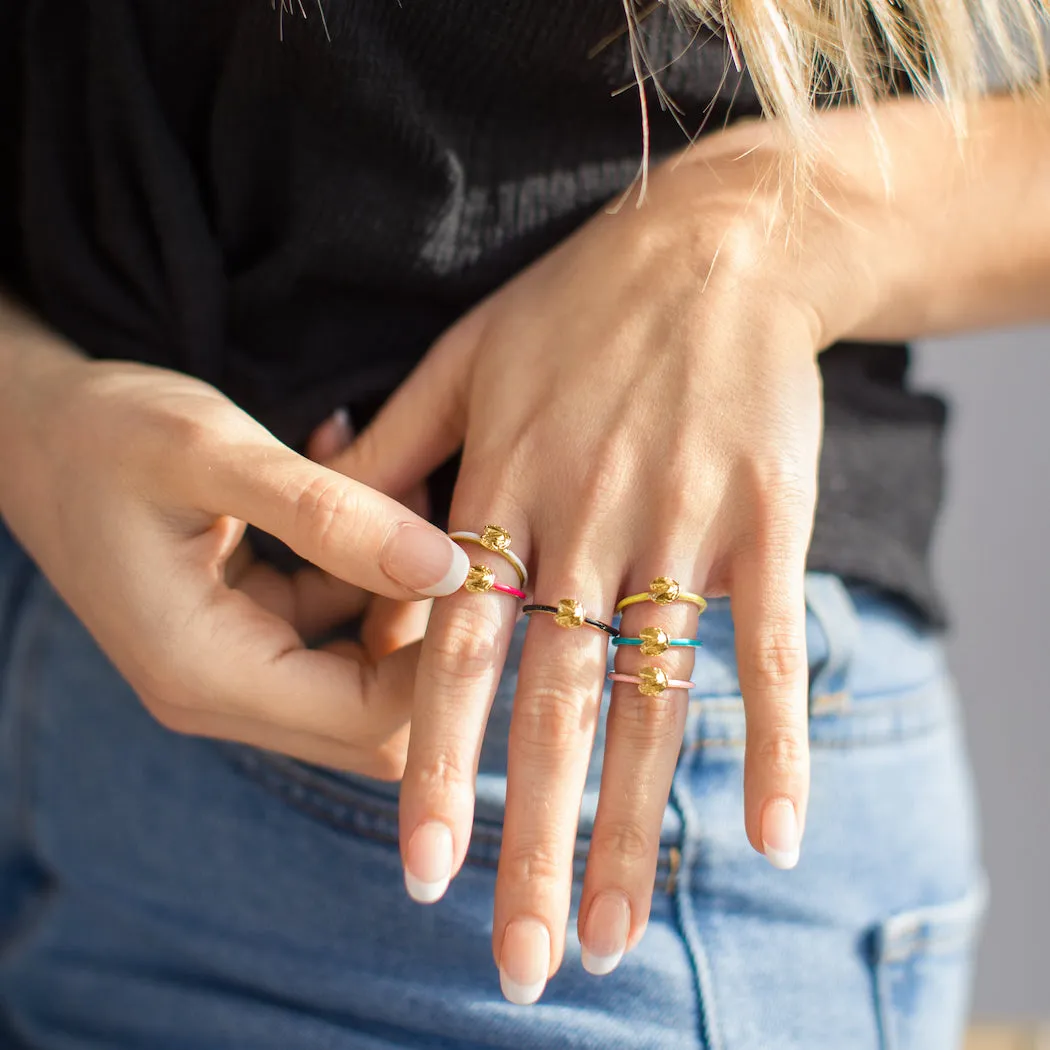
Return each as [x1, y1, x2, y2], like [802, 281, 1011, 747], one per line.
[913, 328, 1050, 1018]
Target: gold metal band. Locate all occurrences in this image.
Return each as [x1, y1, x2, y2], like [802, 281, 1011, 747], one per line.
[449, 526, 528, 588]
[614, 576, 707, 615]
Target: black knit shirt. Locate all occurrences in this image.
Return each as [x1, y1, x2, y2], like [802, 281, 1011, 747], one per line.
[0, 0, 948, 622]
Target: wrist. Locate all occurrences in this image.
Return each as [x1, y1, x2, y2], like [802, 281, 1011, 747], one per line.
[651, 121, 888, 349]
[0, 306, 85, 508]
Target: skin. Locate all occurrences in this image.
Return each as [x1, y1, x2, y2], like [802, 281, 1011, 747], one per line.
[1, 92, 1048, 1003]
[328, 95, 1050, 1000]
[0, 316, 466, 779]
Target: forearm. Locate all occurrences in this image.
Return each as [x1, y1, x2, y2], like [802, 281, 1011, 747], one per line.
[0, 291, 83, 506]
[816, 94, 1050, 341]
[680, 93, 1050, 345]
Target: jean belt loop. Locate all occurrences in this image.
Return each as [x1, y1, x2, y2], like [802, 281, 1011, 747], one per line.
[804, 572, 860, 715]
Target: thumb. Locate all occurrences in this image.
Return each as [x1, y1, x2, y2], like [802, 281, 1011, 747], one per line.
[327, 308, 482, 493]
[191, 437, 469, 601]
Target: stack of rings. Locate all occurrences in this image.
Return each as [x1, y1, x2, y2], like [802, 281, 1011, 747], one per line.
[450, 525, 528, 600]
[608, 576, 705, 698]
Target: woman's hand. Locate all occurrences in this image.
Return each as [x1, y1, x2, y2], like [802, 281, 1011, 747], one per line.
[330, 134, 849, 1000]
[0, 328, 468, 778]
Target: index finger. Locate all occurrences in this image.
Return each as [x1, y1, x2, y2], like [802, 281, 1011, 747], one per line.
[397, 507, 530, 904]
[190, 438, 469, 601]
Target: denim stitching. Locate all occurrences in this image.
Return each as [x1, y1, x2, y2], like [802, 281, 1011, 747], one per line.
[226, 749, 679, 892]
[667, 749, 722, 1050]
[685, 677, 951, 750]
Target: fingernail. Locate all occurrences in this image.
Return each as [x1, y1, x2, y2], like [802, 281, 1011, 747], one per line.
[581, 892, 630, 976]
[330, 407, 353, 449]
[381, 523, 469, 598]
[499, 918, 550, 1006]
[762, 798, 800, 870]
[404, 821, 454, 903]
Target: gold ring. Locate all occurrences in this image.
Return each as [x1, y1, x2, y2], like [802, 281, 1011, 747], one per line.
[615, 576, 707, 615]
[449, 525, 528, 588]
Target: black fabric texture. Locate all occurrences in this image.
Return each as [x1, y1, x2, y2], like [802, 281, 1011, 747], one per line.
[3, 0, 947, 623]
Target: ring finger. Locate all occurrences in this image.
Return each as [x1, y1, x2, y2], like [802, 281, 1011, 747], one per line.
[578, 572, 703, 975]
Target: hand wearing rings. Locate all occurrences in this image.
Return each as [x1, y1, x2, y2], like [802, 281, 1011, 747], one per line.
[331, 192, 821, 1007]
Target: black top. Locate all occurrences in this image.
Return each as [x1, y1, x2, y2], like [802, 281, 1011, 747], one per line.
[0, 0, 947, 623]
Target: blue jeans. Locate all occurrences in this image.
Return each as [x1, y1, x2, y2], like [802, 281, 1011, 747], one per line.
[0, 520, 985, 1049]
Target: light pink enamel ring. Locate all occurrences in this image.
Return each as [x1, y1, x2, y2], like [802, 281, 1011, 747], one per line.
[608, 668, 694, 698]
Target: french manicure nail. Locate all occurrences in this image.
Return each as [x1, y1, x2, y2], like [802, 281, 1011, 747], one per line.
[404, 821, 454, 903]
[762, 798, 800, 870]
[499, 919, 550, 1006]
[581, 891, 630, 976]
[330, 407, 353, 449]
[381, 523, 469, 598]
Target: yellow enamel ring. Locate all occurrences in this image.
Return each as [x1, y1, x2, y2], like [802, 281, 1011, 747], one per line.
[449, 525, 528, 588]
[614, 576, 707, 615]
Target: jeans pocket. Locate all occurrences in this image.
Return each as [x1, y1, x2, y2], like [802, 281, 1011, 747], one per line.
[870, 880, 988, 1050]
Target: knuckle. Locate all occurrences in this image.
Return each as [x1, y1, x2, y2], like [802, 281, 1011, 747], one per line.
[750, 632, 807, 687]
[500, 840, 563, 889]
[754, 731, 809, 780]
[410, 746, 476, 804]
[163, 411, 217, 462]
[613, 692, 683, 743]
[288, 473, 359, 558]
[593, 819, 655, 867]
[753, 464, 814, 523]
[514, 674, 597, 752]
[657, 483, 699, 528]
[428, 608, 504, 682]
[735, 461, 815, 556]
[578, 440, 634, 508]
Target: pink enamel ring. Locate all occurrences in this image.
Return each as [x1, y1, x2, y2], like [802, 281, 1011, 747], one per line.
[462, 564, 527, 600]
[608, 668, 694, 698]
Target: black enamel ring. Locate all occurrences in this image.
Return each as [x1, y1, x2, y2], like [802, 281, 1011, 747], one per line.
[522, 601, 619, 638]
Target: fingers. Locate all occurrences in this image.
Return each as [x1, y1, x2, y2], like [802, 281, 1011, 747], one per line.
[397, 506, 528, 906]
[142, 550, 418, 762]
[732, 541, 811, 871]
[493, 571, 614, 1004]
[361, 594, 432, 659]
[305, 407, 353, 463]
[326, 313, 484, 495]
[235, 559, 371, 639]
[577, 581, 699, 976]
[193, 439, 469, 601]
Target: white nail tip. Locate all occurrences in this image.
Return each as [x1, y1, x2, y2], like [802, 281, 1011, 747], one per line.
[764, 845, 800, 871]
[499, 971, 547, 1006]
[581, 947, 624, 976]
[418, 542, 470, 598]
[404, 871, 450, 904]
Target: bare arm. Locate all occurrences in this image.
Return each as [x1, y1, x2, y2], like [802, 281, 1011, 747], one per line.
[675, 91, 1050, 345]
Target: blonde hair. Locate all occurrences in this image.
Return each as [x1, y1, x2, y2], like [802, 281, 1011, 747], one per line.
[665, 0, 1049, 141]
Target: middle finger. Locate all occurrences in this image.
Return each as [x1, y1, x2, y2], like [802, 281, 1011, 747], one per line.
[579, 573, 703, 975]
[494, 563, 618, 1005]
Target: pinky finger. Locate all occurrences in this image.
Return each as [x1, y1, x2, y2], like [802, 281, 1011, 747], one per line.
[731, 544, 811, 871]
